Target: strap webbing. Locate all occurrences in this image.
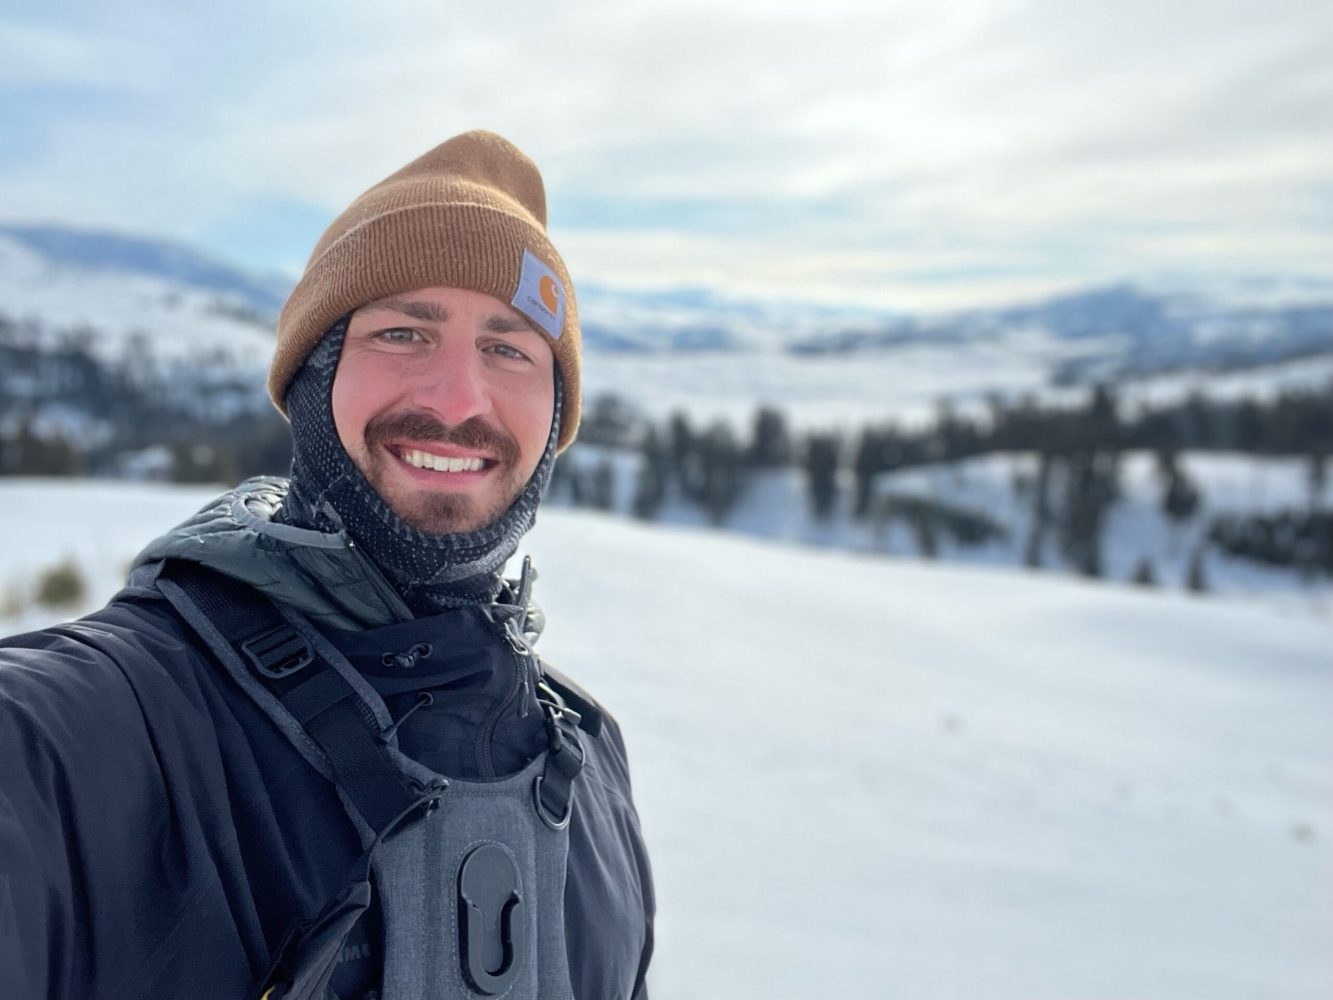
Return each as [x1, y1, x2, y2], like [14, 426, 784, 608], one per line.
[163, 561, 427, 836]
[163, 561, 454, 1000]
[163, 561, 594, 999]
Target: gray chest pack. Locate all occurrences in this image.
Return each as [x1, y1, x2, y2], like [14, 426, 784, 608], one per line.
[161, 562, 595, 1000]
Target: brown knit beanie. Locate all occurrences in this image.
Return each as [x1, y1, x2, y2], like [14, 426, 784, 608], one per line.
[269, 129, 581, 451]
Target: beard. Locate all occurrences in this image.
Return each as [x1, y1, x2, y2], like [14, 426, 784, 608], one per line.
[357, 410, 525, 535]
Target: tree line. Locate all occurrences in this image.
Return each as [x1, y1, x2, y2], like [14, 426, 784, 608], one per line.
[3, 313, 1328, 583]
[0, 314, 291, 481]
[550, 381, 1333, 582]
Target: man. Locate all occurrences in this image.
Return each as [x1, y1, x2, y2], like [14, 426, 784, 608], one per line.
[0, 130, 654, 1000]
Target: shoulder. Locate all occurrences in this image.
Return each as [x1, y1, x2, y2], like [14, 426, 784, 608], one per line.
[540, 660, 640, 794]
[0, 589, 261, 1000]
[556, 668, 656, 1000]
[0, 587, 218, 763]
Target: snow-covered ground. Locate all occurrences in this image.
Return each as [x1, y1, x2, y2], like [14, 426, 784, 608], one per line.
[1, 478, 1330, 998]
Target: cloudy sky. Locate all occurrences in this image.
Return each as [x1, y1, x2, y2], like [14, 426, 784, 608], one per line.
[2, 0, 1329, 310]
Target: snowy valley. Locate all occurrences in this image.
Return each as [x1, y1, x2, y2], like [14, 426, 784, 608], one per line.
[0, 479, 1329, 999]
[1, 222, 1330, 613]
[1, 221, 1330, 997]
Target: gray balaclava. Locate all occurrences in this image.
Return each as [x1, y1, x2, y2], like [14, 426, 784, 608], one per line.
[279, 316, 561, 615]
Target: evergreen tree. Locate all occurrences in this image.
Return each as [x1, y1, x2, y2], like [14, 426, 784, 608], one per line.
[548, 453, 574, 504]
[699, 423, 747, 525]
[589, 459, 616, 512]
[909, 506, 938, 559]
[1232, 397, 1264, 452]
[852, 428, 882, 519]
[1057, 451, 1115, 577]
[1083, 383, 1123, 454]
[1309, 453, 1328, 514]
[668, 412, 706, 503]
[1024, 453, 1053, 568]
[5, 416, 84, 477]
[747, 407, 792, 469]
[580, 394, 638, 448]
[1186, 544, 1209, 593]
[568, 461, 588, 507]
[1164, 472, 1201, 523]
[631, 428, 668, 521]
[804, 432, 842, 520]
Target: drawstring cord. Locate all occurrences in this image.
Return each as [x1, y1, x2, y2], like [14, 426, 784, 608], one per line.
[379, 691, 434, 744]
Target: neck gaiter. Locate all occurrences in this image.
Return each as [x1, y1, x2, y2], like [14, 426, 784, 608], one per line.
[280, 317, 560, 615]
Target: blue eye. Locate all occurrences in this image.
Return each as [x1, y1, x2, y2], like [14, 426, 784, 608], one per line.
[375, 327, 422, 344]
[488, 342, 528, 361]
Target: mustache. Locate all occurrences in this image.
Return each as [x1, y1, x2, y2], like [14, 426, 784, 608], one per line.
[363, 411, 520, 465]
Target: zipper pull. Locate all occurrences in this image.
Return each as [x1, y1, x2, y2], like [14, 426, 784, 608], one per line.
[515, 555, 537, 635]
[502, 616, 538, 719]
[502, 615, 533, 657]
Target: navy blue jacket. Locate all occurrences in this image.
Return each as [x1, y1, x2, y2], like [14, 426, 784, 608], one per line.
[0, 483, 654, 1000]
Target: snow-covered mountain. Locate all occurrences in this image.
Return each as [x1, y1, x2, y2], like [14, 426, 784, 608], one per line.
[5, 222, 1331, 444]
[4, 221, 1330, 374]
[0, 225, 278, 365]
[576, 281, 899, 352]
[1, 479, 1329, 1000]
[0, 222, 291, 316]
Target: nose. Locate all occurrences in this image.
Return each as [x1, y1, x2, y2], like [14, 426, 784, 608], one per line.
[410, 341, 492, 426]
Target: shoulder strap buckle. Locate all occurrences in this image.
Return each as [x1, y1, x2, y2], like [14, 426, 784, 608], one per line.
[241, 622, 314, 679]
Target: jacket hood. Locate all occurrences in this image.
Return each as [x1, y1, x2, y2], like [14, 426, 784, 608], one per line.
[132, 476, 414, 630]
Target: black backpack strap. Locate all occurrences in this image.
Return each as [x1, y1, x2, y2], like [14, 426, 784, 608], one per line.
[165, 561, 433, 834]
[531, 685, 585, 831]
[160, 561, 447, 1000]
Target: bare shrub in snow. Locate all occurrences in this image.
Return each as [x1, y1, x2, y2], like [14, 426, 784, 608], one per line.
[35, 559, 87, 608]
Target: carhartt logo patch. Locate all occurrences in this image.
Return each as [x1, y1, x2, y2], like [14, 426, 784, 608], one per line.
[511, 248, 564, 339]
[539, 275, 559, 314]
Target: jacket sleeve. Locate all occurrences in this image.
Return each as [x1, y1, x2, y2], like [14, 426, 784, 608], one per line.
[0, 781, 64, 1000]
[603, 714, 656, 1000]
[0, 618, 195, 1000]
[0, 637, 87, 1000]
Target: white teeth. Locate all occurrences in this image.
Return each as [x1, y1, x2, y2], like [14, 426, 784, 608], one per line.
[400, 449, 484, 473]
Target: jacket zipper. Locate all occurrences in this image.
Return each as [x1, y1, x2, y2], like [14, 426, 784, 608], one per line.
[474, 618, 532, 780]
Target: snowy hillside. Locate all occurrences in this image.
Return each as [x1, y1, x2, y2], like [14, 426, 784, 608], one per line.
[0, 223, 290, 314]
[3, 223, 1331, 433]
[1, 479, 1329, 1000]
[0, 228, 277, 367]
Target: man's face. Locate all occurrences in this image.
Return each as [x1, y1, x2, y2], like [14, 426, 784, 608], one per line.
[332, 286, 556, 535]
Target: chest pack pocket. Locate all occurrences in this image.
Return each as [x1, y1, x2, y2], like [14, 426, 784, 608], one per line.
[160, 561, 591, 1000]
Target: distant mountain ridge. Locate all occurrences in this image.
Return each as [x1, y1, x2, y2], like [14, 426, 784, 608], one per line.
[0, 222, 293, 315]
[4, 220, 1332, 484]
[2, 221, 1330, 374]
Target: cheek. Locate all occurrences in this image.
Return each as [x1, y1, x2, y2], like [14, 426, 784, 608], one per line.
[330, 366, 372, 455]
[513, 382, 557, 470]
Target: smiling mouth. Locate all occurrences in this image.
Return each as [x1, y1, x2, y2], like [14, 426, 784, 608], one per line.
[391, 446, 494, 474]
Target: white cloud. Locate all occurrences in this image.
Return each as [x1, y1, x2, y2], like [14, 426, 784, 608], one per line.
[0, 18, 162, 88]
[1, 0, 1329, 306]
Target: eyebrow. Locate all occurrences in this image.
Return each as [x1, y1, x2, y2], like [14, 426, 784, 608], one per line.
[361, 298, 448, 323]
[483, 315, 540, 335]
[360, 298, 540, 336]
